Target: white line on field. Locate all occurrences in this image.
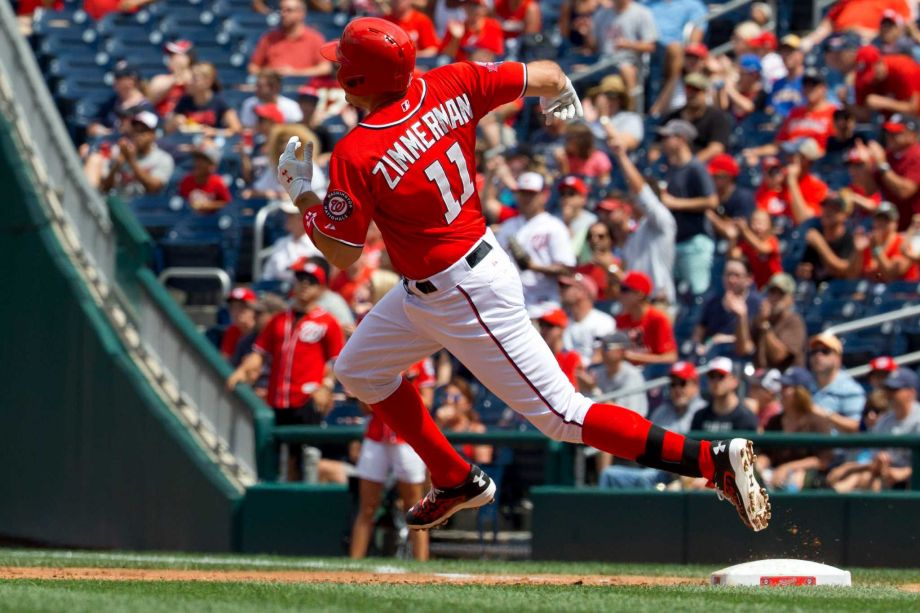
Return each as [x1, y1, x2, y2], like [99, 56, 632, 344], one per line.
[1, 550, 407, 574]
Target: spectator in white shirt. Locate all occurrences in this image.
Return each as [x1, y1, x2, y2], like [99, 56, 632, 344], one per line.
[239, 70, 304, 128]
[260, 200, 323, 282]
[560, 272, 616, 366]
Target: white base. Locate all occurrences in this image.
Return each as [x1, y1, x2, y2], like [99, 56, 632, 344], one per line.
[710, 559, 852, 587]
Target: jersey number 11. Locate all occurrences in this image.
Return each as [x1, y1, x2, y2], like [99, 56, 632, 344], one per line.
[425, 141, 475, 225]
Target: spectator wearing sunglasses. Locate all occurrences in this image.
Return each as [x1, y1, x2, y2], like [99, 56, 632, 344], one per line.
[690, 357, 759, 433]
[736, 272, 807, 371]
[807, 332, 866, 433]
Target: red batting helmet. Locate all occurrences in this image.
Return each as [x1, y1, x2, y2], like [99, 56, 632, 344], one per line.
[319, 17, 415, 97]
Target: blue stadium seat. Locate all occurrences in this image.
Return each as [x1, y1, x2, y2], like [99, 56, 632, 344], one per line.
[159, 210, 241, 278]
[130, 194, 188, 241]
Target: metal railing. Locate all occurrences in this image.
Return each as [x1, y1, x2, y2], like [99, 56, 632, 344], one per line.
[157, 267, 233, 297]
[251, 201, 284, 281]
[271, 426, 920, 489]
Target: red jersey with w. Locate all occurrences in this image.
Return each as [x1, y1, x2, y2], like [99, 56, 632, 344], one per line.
[307, 61, 528, 280]
[253, 308, 344, 409]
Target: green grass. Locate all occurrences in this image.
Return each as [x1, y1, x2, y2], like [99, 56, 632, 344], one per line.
[0, 549, 918, 612]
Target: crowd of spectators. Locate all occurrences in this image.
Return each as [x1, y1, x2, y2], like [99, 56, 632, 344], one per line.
[18, 0, 920, 495]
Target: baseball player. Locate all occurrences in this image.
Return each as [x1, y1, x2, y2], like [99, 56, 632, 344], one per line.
[276, 17, 770, 531]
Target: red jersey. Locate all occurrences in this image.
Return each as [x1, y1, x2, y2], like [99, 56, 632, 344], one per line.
[220, 324, 242, 357]
[19, 0, 63, 15]
[365, 358, 436, 444]
[179, 173, 232, 206]
[738, 235, 782, 289]
[253, 308, 344, 409]
[615, 307, 677, 357]
[494, 0, 540, 38]
[885, 142, 920, 230]
[856, 55, 920, 115]
[84, 0, 135, 20]
[860, 233, 920, 281]
[385, 9, 440, 52]
[776, 103, 837, 150]
[827, 0, 910, 32]
[555, 350, 582, 390]
[250, 26, 326, 72]
[308, 61, 527, 280]
[155, 83, 186, 117]
[755, 174, 828, 223]
[439, 19, 505, 62]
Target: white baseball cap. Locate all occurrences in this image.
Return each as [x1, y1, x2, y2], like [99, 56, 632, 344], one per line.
[516, 172, 545, 193]
[707, 356, 734, 376]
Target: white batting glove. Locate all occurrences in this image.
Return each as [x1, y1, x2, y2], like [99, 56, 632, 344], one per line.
[540, 77, 584, 124]
[277, 136, 314, 201]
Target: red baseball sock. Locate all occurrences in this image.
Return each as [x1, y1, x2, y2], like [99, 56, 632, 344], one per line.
[370, 377, 471, 488]
[582, 403, 714, 480]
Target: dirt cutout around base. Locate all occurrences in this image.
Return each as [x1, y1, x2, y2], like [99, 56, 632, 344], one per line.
[0, 566, 698, 588]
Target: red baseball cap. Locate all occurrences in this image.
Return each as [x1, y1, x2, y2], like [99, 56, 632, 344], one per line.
[870, 356, 898, 373]
[254, 103, 285, 124]
[685, 42, 709, 58]
[559, 273, 600, 301]
[228, 286, 257, 304]
[708, 153, 740, 178]
[748, 31, 777, 50]
[855, 45, 881, 75]
[597, 198, 633, 216]
[538, 308, 569, 328]
[621, 270, 653, 297]
[290, 258, 327, 285]
[883, 113, 919, 134]
[164, 40, 193, 55]
[670, 361, 699, 381]
[707, 356, 734, 376]
[560, 175, 588, 195]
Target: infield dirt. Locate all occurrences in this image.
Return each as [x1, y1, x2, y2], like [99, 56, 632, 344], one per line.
[0, 566, 698, 587]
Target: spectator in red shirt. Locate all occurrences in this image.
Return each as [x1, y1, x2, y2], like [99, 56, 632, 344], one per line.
[853, 114, 920, 230]
[729, 209, 783, 290]
[537, 308, 584, 391]
[850, 201, 920, 281]
[227, 258, 344, 481]
[384, 0, 440, 56]
[853, 45, 920, 118]
[556, 122, 612, 183]
[247, 0, 331, 77]
[801, 0, 911, 54]
[83, 0, 156, 21]
[220, 287, 260, 358]
[615, 271, 678, 365]
[493, 0, 542, 40]
[840, 148, 883, 218]
[179, 143, 232, 214]
[755, 141, 829, 226]
[438, 0, 504, 62]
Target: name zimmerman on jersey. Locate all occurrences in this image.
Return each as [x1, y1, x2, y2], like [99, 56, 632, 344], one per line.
[372, 91, 474, 190]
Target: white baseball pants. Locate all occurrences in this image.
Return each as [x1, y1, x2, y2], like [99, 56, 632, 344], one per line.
[334, 230, 593, 444]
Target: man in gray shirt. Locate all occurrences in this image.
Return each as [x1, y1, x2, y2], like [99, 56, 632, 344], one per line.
[599, 360, 705, 488]
[98, 112, 175, 201]
[610, 133, 677, 304]
[589, 0, 657, 94]
[589, 331, 647, 416]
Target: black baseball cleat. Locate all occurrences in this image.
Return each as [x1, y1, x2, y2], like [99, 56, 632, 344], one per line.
[709, 439, 771, 532]
[407, 465, 496, 530]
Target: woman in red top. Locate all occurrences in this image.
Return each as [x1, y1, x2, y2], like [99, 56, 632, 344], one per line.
[730, 209, 783, 289]
[438, 0, 504, 62]
[493, 0, 541, 39]
[851, 202, 920, 281]
[556, 122, 612, 183]
[351, 271, 432, 560]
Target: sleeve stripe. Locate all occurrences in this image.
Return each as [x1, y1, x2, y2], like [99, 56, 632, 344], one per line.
[313, 219, 365, 248]
[519, 62, 528, 99]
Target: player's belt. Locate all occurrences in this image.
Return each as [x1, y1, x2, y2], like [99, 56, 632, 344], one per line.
[404, 240, 493, 295]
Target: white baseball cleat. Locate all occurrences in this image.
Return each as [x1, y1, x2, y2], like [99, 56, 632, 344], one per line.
[709, 438, 771, 532]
